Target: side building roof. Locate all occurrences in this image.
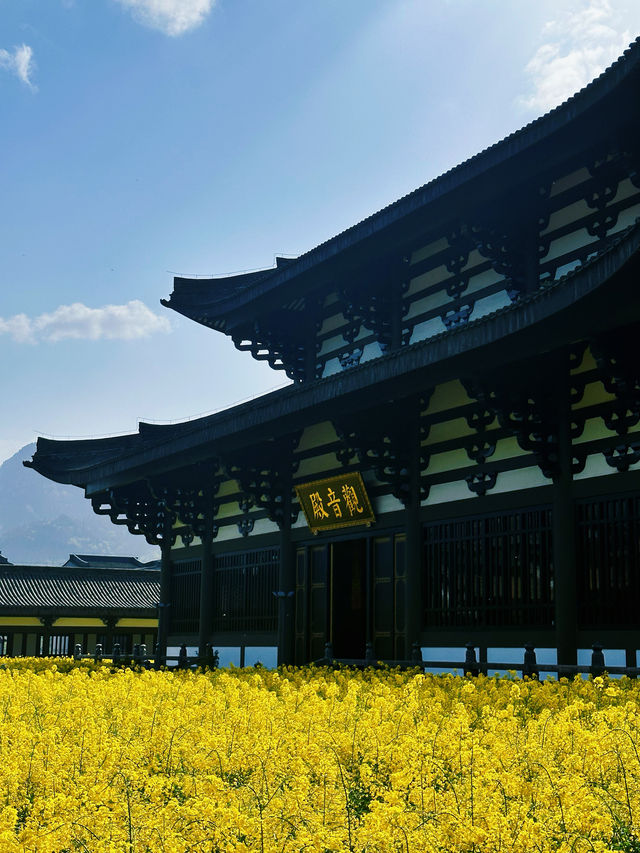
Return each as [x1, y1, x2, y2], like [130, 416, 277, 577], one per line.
[0, 566, 160, 617]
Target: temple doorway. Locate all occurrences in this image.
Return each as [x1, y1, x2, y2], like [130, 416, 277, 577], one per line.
[331, 538, 367, 659]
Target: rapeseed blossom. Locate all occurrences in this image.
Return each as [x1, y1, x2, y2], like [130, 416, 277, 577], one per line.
[0, 660, 638, 851]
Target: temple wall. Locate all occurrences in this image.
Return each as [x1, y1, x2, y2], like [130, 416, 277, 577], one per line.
[169, 346, 640, 562]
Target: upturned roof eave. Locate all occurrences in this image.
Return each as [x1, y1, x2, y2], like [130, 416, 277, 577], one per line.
[164, 37, 640, 324]
[27, 221, 640, 495]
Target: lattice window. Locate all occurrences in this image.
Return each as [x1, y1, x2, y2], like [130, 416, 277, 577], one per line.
[171, 558, 202, 635]
[424, 506, 554, 628]
[213, 548, 279, 633]
[577, 492, 640, 629]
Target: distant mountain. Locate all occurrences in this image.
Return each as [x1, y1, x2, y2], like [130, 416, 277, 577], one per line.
[0, 444, 159, 565]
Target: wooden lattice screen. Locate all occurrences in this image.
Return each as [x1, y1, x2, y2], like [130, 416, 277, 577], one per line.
[423, 506, 554, 629]
[212, 548, 279, 633]
[577, 492, 640, 629]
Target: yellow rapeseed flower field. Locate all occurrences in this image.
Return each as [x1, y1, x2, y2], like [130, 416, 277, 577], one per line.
[0, 661, 639, 852]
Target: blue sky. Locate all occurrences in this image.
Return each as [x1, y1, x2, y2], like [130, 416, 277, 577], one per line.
[2, 0, 640, 465]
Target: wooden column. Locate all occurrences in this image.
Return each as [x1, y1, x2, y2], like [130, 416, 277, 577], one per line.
[277, 484, 295, 666]
[104, 616, 115, 654]
[404, 404, 422, 659]
[365, 537, 372, 649]
[157, 539, 173, 659]
[198, 526, 215, 658]
[553, 360, 577, 667]
[39, 616, 52, 657]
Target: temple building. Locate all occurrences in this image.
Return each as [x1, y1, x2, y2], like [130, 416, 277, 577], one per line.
[27, 41, 640, 668]
[0, 554, 159, 657]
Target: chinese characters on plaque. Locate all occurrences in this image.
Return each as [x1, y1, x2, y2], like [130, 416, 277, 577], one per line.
[295, 472, 375, 534]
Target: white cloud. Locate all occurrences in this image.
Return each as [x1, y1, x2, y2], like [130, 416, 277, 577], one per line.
[0, 44, 37, 91]
[521, 0, 637, 113]
[0, 300, 171, 344]
[0, 314, 33, 343]
[113, 0, 215, 36]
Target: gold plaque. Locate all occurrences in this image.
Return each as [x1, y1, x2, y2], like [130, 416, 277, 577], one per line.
[295, 472, 375, 534]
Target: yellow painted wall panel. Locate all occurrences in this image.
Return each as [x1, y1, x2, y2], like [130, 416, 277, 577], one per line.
[250, 518, 280, 537]
[117, 618, 158, 628]
[0, 617, 42, 627]
[216, 501, 239, 520]
[410, 317, 445, 342]
[542, 228, 598, 263]
[461, 249, 484, 272]
[573, 381, 616, 409]
[574, 455, 617, 481]
[472, 291, 512, 319]
[297, 452, 340, 478]
[319, 313, 347, 335]
[571, 346, 596, 374]
[171, 536, 203, 555]
[216, 525, 243, 542]
[426, 380, 473, 415]
[574, 417, 616, 444]
[610, 202, 640, 234]
[322, 357, 341, 378]
[218, 479, 239, 497]
[297, 422, 338, 452]
[541, 200, 592, 234]
[423, 417, 476, 446]
[549, 167, 590, 197]
[407, 264, 448, 297]
[612, 178, 640, 204]
[491, 466, 551, 494]
[179, 535, 202, 549]
[465, 268, 503, 295]
[426, 481, 474, 506]
[428, 447, 472, 475]
[574, 453, 640, 480]
[375, 493, 404, 515]
[405, 289, 450, 320]
[410, 236, 448, 266]
[317, 334, 344, 357]
[54, 617, 106, 628]
[490, 436, 528, 462]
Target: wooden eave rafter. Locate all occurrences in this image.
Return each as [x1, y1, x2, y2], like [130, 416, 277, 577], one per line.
[26, 221, 640, 495]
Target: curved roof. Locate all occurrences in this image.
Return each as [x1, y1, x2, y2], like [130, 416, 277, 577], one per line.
[26, 219, 640, 493]
[0, 566, 160, 614]
[164, 37, 640, 328]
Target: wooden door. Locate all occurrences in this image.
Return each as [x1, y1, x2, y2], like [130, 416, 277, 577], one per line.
[295, 543, 330, 663]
